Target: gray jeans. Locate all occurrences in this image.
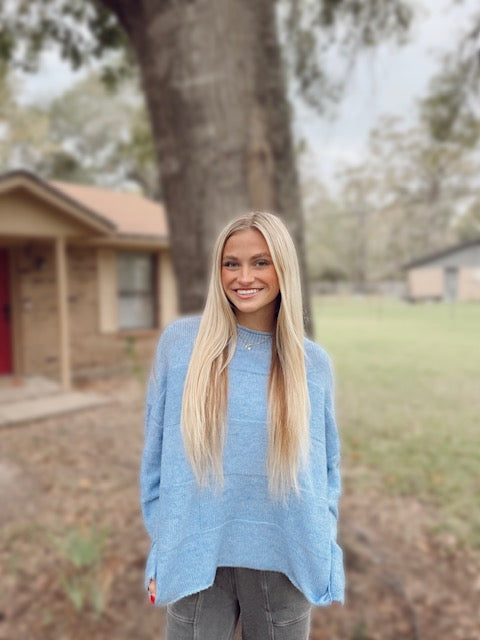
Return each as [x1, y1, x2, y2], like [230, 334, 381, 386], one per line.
[166, 566, 312, 640]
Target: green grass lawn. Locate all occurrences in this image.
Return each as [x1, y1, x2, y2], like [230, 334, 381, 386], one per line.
[312, 295, 480, 548]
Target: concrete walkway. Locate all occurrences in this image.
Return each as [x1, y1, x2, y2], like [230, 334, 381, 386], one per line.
[0, 376, 111, 427]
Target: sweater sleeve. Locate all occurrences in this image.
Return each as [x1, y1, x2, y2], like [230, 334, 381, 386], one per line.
[324, 354, 341, 540]
[140, 326, 170, 591]
[324, 353, 345, 603]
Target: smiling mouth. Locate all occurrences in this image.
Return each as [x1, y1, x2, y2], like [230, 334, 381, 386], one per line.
[235, 288, 262, 298]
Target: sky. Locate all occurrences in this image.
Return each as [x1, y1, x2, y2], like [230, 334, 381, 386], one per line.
[15, 0, 479, 192]
[293, 0, 479, 189]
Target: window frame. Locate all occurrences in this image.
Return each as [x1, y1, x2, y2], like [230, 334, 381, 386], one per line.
[116, 250, 158, 331]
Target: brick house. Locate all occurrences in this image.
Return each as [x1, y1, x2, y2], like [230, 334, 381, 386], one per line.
[403, 239, 480, 302]
[0, 169, 178, 388]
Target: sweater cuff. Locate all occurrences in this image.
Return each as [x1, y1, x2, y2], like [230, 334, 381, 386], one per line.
[144, 542, 157, 592]
[329, 540, 345, 604]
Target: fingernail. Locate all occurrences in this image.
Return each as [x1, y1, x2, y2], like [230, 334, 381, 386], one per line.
[150, 594, 155, 604]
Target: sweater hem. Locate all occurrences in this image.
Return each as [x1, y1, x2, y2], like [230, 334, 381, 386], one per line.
[149, 519, 344, 607]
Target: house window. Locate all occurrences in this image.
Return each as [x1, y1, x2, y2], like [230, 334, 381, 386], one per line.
[117, 252, 156, 329]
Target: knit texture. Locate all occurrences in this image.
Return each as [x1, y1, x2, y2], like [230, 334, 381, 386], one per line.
[140, 314, 345, 606]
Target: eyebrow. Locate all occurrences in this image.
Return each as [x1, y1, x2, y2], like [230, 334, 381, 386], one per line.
[222, 252, 271, 260]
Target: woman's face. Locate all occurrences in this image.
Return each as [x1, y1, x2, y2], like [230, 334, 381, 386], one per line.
[221, 228, 280, 331]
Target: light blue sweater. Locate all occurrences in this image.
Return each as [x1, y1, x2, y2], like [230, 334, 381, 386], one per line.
[140, 314, 345, 606]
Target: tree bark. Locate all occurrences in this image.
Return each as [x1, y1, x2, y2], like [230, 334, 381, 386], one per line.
[101, 0, 313, 335]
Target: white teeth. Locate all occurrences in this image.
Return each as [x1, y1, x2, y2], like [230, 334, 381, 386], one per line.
[237, 289, 258, 294]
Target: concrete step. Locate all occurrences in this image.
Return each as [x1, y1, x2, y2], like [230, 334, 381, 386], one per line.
[0, 391, 111, 427]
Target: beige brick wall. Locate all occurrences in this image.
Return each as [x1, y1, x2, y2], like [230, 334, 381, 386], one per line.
[68, 246, 160, 381]
[407, 268, 443, 300]
[12, 242, 163, 383]
[458, 267, 480, 301]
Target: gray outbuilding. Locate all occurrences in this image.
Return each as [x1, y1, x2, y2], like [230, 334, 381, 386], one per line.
[403, 239, 480, 302]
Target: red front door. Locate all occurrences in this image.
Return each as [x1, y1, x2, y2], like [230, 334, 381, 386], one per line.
[0, 248, 12, 374]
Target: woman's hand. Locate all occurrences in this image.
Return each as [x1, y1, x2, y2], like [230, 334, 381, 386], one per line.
[148, 579, 156, 603]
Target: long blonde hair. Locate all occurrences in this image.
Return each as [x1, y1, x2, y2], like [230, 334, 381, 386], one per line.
[180, 212, 311, 502]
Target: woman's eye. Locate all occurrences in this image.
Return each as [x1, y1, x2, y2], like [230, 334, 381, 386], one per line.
[222, 260, 269, 268]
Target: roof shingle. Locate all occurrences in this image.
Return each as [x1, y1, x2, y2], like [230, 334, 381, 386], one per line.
[50, 180, 168, 239]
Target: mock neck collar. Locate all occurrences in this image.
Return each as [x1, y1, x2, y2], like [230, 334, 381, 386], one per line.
[235, 322, 274, 350]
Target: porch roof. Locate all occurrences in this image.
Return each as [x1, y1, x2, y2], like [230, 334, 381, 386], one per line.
[402, 238, 480, 270]
[50, 180, 169, 240]
[0, 169, 168, 242]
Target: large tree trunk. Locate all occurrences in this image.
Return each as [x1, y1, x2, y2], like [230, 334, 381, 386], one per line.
[101, 0, 313, 335]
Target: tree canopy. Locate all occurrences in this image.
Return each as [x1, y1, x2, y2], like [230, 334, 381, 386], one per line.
[1, 0, 414, 112]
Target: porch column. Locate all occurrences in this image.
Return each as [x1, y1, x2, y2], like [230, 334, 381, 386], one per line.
[55, 237, 71, 389]
[159, 250, 179, 328]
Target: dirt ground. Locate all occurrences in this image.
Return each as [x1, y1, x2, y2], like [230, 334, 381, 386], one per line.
[0, 375, 479, 640]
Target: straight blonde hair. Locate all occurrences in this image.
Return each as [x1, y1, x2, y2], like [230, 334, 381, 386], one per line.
[180, 212, 311, 503]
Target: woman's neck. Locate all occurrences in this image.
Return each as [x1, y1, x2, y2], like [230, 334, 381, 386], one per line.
[234, 313, 276, 333]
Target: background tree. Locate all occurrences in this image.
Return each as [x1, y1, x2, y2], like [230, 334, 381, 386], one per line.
[300, 4, 480, 291]
[454, 200, 480, 241]
[46, 73, 158, 194]
[302, 103, 480, 289]
[417, 21, 480, 244]
[0, 0, 413, 332]
[0, 64, 56, 170]
[300, 165, 349, 286]
[0, 68, 158, 193]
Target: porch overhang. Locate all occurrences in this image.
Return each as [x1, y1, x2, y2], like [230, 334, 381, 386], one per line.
[0, 169, 116, 239]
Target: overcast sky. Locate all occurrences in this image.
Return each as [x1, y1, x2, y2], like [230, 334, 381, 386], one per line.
[294, 0, 479, 188]
[16, 0, 479, 192]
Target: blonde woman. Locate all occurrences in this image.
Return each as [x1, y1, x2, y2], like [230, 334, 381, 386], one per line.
[140, 212, 345, 639]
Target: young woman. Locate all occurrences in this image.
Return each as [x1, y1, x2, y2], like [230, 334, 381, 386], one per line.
[140, 211, 345, 639]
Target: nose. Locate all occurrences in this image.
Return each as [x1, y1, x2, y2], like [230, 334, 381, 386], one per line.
[238, 265, 254, 284]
